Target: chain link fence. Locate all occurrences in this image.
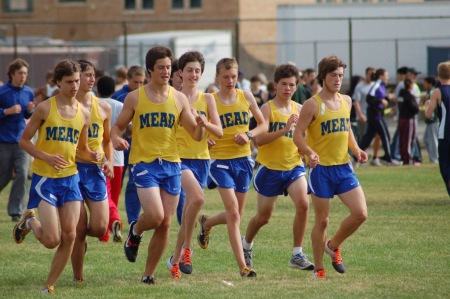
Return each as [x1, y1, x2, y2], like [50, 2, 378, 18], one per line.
[1, 15, 449, 89]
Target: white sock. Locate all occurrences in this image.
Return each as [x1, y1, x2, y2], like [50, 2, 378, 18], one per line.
[293, 247, 303, 255]
[242, 237, 253, 250]
[132, 227, 141, 237]
[25, 217, 35, 231]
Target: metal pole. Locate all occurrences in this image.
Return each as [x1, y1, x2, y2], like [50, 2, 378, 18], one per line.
[395, 39, 399, 72]
[348, 18, 353, 81]
[13, 23, 18, 59]
[234, 19, 239, 62]
[123, 21, 128, 67]
[313, 41, 317, 68]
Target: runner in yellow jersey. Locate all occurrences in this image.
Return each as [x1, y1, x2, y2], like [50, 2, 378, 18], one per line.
[166, 51, 223, 279]
[241, 64, 314, 272]
[196, 58, 267, 278]
[71, 59, 114, 283]
[293, 55, 368, 280]
[111, 46, 205, 285]
[13, 59, 101, 294]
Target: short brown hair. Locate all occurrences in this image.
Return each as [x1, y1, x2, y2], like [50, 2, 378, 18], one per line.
[7, 58, 29, 80]
[216, 58, 238, 75]
[127, 65, 145, 79]
[53, 59, 81, 85]
[316, 55, 347, 87]
[273, 64, 300, 84]
[145, 46, 173, 74]
[178, 51, 205, 74]
[437, 61, 450, 80]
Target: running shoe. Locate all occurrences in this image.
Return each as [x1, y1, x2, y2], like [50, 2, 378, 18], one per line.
[13, 209, 36, 244]
[179, 248, 193, 274]
[313, 269, 326, 280]
[197, 214, 211, 249]
[112, 220, 123, 243]
[240, 266, 257, 278]
[41, 285, 55, 294]
[288, 252, 314, 270]
[124, 221, 141, 262]
[324, 240, 345, 273]
[141, 276, 155, 285]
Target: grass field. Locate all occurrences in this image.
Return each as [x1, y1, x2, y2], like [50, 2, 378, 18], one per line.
[1, 161, 449, 298]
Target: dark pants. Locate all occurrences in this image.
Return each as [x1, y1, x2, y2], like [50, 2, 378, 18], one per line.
[398, 118, 416, 165]
[438, 138, 450, 196]
[0, 143, 28, 217]
[359, 118, 393, 162]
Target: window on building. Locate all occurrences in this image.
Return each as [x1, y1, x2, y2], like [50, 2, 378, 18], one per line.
[3, 0, 33, 13]
[142, 0, 154, 9]
[125, 0, 136, 9]
[172, 0, 184, 9]
[190, 0, 201, 8]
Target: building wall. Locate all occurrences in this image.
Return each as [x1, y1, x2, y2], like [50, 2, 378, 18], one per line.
[0, 0, 429, 81]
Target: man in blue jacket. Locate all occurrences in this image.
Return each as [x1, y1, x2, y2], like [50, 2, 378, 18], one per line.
[0, 58, 35, 221]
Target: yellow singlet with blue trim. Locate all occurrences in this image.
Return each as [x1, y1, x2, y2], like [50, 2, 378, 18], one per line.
[129, 85, 181, 164]
[32, 97, 83, 178]
[257, 100, 302, 170]
[306, 93, 351, 166]
[209, 89, 251, 159]
[76, 96, 105, 163]
[176, 91, 209, 159]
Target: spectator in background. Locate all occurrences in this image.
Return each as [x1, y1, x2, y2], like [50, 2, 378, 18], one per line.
[205, 82, 219, 93]
[421, 76, 439, 163]
[352, 67, 375, 140]
[291, 69, 307, 104]
[114, 66, 128, 91]
[347, 75, 363, 156]
[352, 67, 381, 166]
[112, 65, 146, 103]
[392, 67, 422, 164]
[0, 58, 35, 222]
[303, 68, 317, 99]
[170, 59, 183, 91]
[257, 73, 268, 91]
[359, 68, 402, 166]
[34, 71, 59, 104]
[267, 81, 277, 100]
[237, 70, 251, 91]
[397, 78, 419, 165]
[92, 69, 108, 96]
[249, 75, 268, 159]
[97, 76, 125, 243]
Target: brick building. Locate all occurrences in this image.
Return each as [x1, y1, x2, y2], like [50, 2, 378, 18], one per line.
[1, 0, 424, 84]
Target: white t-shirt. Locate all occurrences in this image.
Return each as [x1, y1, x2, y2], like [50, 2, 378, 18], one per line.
[99, 97, 124, 167]
[352, 81, 375, 119]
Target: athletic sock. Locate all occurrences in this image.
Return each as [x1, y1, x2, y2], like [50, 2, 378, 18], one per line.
[242, 237, 253, 250]
[293, 247, 303, 255]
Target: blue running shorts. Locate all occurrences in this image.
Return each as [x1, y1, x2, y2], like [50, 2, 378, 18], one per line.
[28, 173, 83, 208]
[209, 156, 254, 192]
[253, 164, 306, 197]
[131, 159, 181, 195]
[307, 163, 360, 199]
[77, 162, 108, 201]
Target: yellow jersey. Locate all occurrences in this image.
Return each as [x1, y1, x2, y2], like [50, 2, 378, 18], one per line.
[209, 89, 251, 159]
[306, 93, 351, 166]
[129, 85, 181, 164]
[76, 96, 105, 163]
[257, 100, 302, 170]
[32, 97, 83, 178]
[176, 91, 209, 159]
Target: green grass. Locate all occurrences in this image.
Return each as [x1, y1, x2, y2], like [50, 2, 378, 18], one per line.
[0, 161, 449, 298]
